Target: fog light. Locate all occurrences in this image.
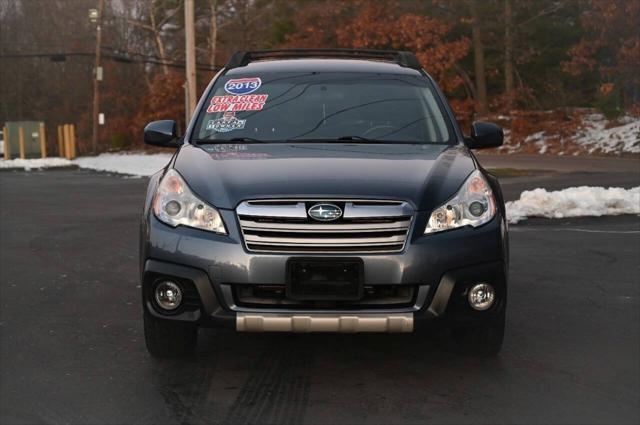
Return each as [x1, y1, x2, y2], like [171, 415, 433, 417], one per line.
[468, 283, 495, 311]
[154, 281, 182, 311]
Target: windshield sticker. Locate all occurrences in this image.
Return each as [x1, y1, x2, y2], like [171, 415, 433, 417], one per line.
[203, 144, 271, 159]
[224, 77, 262, 95]
[206, 144, 248, 152]
[206, 112, 246, 132]
[209, 152, 271, 160]
[207, 94, 269, 113]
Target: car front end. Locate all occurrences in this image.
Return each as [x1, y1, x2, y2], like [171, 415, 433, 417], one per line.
[140, 49, 508, 357]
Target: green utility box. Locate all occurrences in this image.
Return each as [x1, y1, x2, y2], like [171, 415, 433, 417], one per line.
[3, 121, 44, 159]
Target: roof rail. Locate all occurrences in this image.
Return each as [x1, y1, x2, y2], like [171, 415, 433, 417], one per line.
[225, 49, 422, 70]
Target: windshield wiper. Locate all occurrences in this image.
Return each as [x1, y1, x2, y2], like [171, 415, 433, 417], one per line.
[336, 135, 386, 143]
[286, 136, 395, 144]
[192, 137, 268, 144]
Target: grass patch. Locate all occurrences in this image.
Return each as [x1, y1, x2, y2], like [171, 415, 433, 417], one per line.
[486, 168, 547, 177]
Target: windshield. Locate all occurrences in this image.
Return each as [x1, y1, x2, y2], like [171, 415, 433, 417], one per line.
[193, 71, 452, 143]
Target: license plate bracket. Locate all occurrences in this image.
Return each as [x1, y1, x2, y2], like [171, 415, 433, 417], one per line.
[286, 258, 364, 301]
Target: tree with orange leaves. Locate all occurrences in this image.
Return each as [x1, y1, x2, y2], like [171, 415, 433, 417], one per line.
[563, 0, 640, 112]
[130, 72, 187, 145]
[283, 1, 471, 113]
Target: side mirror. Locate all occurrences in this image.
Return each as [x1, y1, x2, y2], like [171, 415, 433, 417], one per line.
[465, 121, 503, 149]
[144, 120, 180, 148]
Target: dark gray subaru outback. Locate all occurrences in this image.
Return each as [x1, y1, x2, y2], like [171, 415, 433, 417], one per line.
[140, 49, 508, 357]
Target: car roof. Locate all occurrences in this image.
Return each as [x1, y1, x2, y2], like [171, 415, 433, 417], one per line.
[224, 58, 424, 77]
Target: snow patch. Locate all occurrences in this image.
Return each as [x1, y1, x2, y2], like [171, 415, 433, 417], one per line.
[74, 153, 172, 177]
[572, 113, 640, 154]
[523, 131, 550, 154]
[1, 153, 172, 176]
[495, 111, 640, 155]
[0, 157, 73, 170]
[506, 186, 640, 224]
[524, 131, 546, 143]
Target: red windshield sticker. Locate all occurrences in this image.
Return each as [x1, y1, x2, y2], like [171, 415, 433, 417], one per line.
[207, 94, 269, 113]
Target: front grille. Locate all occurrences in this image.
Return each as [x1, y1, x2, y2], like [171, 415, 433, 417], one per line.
[237, 200, 413, 253]
[234, 284, 416, 309]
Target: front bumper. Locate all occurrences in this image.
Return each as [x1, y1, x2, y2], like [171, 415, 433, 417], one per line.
[141, 210, 507, 331]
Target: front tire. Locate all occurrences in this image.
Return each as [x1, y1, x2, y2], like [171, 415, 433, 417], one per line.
[144, 310, 198, 358]
[450, 311, 505, 357]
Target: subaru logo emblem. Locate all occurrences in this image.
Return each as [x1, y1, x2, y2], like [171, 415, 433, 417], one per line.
[308, 203, 342, 221]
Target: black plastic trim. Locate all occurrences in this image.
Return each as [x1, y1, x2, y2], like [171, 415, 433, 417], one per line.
[143, 259, 221, 318]
[426, 260, 507, 320]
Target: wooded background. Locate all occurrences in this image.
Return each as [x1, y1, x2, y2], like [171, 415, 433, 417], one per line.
[1, 0, 638, 153]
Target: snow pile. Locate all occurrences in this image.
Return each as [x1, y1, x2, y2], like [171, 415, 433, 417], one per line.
[0, 157, 73, 170]
[572, 113, 640, 154]
[506, 186, 640, 224]
[74, 153, 172, 177]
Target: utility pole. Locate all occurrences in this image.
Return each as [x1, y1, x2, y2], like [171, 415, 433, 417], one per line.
[185, 0, 197, 123]
[91, 0, 105, 154]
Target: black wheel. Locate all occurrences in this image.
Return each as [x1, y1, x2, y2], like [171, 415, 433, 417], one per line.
[450, 311, 505, 357]
[144, 310, 198, 358]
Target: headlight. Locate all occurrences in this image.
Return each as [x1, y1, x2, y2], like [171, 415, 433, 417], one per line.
[153, 169, 227, 234]
[424, 170, 496, 234]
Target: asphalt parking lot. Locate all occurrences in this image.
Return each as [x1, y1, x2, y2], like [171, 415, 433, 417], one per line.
[1, 163, 639, 425]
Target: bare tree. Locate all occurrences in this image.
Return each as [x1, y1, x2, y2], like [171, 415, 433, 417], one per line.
[126, 0, 182, 75]
[209, 0, 218, 69]
[504, 0, 514, 110]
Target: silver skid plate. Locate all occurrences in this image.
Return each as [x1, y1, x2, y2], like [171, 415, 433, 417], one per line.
[236, 313, 413, 333]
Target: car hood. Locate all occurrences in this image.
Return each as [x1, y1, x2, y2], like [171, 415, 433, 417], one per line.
[173, 143, 475, 211]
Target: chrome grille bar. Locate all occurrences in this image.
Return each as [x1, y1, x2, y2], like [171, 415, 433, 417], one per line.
[343, 202, 409, 218]
[239, 218, 412, 232]
[244, 234, 406, 245]
[236, 202, 307, 218]
[237, 200, 413, 253]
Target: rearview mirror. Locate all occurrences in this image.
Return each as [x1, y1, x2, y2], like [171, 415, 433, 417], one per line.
[465, 121, 503, 149]
[144, 120, 180, 148]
